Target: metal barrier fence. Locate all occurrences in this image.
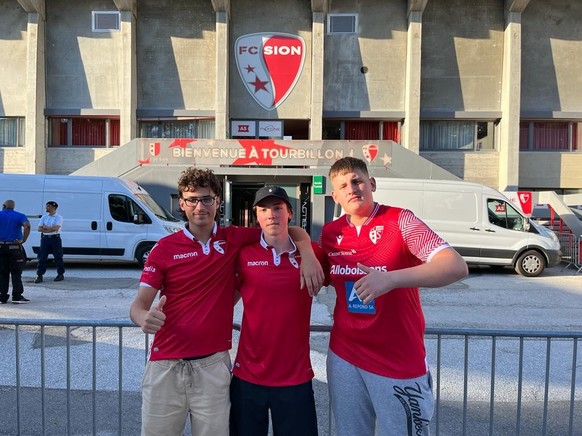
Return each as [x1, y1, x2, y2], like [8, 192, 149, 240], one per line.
[557, 231, 582, 273]
[1, 319, 582, 435]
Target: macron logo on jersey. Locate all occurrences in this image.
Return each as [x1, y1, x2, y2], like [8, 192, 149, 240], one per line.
[173, 252, 199, 260]
[247, 260, 269, 267]
[336, 235, 343, 245]
[345, 281, 375, 314]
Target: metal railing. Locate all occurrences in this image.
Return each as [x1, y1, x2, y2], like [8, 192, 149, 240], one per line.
[1, 319, 581, 435]
[557, 231, 582, 273]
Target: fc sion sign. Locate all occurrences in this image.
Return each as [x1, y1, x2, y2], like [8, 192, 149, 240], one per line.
[235, 33, 306, 111]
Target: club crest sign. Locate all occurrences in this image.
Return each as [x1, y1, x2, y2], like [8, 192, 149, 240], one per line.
[235, 33, 306, 111]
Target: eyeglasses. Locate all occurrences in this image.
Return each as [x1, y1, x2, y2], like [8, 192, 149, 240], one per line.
[182, 196, 217, 207]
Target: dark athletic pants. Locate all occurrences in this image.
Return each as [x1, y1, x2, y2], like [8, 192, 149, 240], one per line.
[230, 376, 318, 436]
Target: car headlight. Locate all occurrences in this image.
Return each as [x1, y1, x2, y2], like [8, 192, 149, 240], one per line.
[164, 225, 181, 234]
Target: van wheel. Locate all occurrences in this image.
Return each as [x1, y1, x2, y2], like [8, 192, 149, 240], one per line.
[136, 244, 154, 269]
[515, 250, 545, 277]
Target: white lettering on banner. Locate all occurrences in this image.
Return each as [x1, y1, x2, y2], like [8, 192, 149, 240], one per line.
[171, 146, 344, 161]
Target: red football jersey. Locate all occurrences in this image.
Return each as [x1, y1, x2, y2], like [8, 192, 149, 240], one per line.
[140, 223, 260, 360]
[233, 239, 328, 386]
[320, 204, 448, 379]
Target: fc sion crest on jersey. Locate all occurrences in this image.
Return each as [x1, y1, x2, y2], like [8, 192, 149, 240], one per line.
[235, 33, 306, 111]
[369, 226, 384, 245]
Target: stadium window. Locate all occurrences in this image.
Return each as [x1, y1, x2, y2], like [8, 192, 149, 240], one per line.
[138, 119, 215, 139]
[420, 120, 496, 151]
[519, 121, 580, 151]
[0, 117, 25, 147]
[322, 120, 400, 141]
[48, 117, 120, 147]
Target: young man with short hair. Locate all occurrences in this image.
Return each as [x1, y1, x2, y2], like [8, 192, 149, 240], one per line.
[130, 169, 323, 436]
[320, 157, 468, 436]
[230, 186, 329, 436]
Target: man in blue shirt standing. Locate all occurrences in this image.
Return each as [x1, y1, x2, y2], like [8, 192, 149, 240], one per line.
[0, 200, 31, 304]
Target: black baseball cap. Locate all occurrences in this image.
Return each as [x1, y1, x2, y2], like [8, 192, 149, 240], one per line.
[46, 201, 58, 208]
[252, 186, 292, 209]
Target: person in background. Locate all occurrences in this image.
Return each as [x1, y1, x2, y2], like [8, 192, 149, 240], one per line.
[0, 200, 31, 304]
[129, 168, 323, 436]
[35, 201, 65, 283]
[230, 186, 329, 436]
[319, 157, 468, 436]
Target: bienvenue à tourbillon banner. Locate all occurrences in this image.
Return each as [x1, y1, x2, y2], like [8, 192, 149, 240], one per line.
[137, 139, 396, 170]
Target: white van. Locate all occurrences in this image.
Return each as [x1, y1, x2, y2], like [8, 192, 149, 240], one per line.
[0, 174, 183, 267]
[336, 178, 561, 277]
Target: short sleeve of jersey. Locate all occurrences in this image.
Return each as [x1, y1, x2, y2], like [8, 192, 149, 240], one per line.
[398, 208, 448, 262]
[139, 238, 169, 290]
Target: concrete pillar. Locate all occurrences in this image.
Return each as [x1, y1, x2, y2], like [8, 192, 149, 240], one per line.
[24, 12, 46, 174]
[215, 9, 230, 139]
[402, 10, 423, 153]
[120, 10, 137, 145]
[401, 0, 427, 153]
[310, 11, 325, 140]
[498, 1, 529, 191]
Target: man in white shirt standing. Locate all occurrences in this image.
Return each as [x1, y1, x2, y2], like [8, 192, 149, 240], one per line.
[35, 201, 65, 283]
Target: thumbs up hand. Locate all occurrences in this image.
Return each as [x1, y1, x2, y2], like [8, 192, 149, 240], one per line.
[142, 295, 167, 334]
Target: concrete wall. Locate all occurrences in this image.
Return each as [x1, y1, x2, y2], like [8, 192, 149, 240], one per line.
[323, 0, 407, 112]
[137, 0, 216, 111]
[421, 0, 504, 112]
[1, 0, 581, 194]
[0, 1, 28, 116]
[46, 0, 122, 110]
[229, 0, 312, 119]
[519, 152, 582, 189]
[521, 0, 582, 114]
[421, 151, 500, 187]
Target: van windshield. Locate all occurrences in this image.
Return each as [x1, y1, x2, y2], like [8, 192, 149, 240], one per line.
[136, 194, 180, 222]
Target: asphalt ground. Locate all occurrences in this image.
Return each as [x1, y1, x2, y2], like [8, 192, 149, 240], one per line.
[0, 262, 581, 435]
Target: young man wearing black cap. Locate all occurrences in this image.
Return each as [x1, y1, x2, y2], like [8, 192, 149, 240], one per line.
[229, 186, 329, 436]
[35, 201, 65, 283]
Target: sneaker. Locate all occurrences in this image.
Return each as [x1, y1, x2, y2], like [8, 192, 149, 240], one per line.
[12, 296, 30, 304]
[54, 274, 64, 282]
[34, 275, 43, 283]
[0, 297, 8, 304]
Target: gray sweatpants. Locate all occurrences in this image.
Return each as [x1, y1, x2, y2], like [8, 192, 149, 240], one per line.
[327, 350, 434, 436]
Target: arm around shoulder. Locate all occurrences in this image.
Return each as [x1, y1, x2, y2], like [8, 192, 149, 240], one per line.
[288, 226, 325, 296]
